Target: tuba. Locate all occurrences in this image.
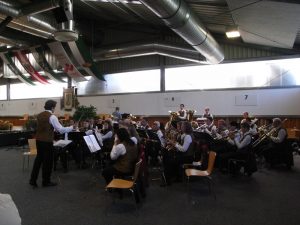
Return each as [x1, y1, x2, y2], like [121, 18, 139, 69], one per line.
[168, 111, 179, 122]
[187, 109, 196, 122]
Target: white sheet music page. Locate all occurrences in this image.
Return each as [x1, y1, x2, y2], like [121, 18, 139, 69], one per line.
[89, 135, 101, 152]
[94, 131, 103, 146]
[83, 136, 96, 153]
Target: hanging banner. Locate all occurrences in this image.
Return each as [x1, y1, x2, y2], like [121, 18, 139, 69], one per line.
[14, 50, 49, 84]
[0, 52, 35, 85]
[48, 42, 86, 82]
[30, 46, 66, 83]
[67, 40, 105, 81]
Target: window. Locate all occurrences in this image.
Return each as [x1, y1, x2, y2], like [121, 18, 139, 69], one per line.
[165, 58, 300, 91]
[77, 69, 160, 95]
[10, 80, 67, 99]
[0, 85, 7, 100]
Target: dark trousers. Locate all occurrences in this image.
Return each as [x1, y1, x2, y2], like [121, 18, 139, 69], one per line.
[30, 140, 54, 184]
[163, 150, 193, 184]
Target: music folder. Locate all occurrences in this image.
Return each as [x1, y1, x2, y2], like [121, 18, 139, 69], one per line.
[84, 135, 101, 153]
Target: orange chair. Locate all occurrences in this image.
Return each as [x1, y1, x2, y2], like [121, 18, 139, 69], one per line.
[106, 159, 142, 208]
[185, 151, 217, 199]
[20, 114, 29, 121]
[22, 139, 37, 171]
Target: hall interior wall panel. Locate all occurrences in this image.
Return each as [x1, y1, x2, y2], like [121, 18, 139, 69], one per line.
[1, 88, 299, 118]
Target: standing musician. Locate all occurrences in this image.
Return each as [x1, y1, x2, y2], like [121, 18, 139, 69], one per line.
[202, 107, 213, 119]
[178, 104, 187, 121]
[219, 122, 252, 173]
[163, 121, 194, 186]
[29, 100, 76, 188]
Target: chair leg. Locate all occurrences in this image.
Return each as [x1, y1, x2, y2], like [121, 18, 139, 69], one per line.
[27, 156, 30, 169]
[130, 188, 138, 212]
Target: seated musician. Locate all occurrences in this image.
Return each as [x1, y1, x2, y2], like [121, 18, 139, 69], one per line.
[128, 124, 141, 145]
[201, 116, 217, 138]
[215, 119, 229, 140]
[153, 121, 166, 148]
[95, 118, 103, 130]
[102, 128, 138, 184]
[178, 104, 187, 121]
[219, 122, 252, 173]
[138, 117, 150, 130]
[163, 121, 194, 185]
[261, 118, 290, 167]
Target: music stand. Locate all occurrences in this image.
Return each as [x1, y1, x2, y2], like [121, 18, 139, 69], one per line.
[146, 130, 161, 144]
[68, 132, 86, 168]
[193, 131, 215, 147]
[137, 129, 149, 139]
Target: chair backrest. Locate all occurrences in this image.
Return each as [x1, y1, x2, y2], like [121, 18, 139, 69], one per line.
[132, 159, 142, 182]
[206, 151, 217, 175]
[28, 139, 37, 154]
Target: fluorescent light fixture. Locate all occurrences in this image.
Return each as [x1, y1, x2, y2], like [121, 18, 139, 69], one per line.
[225, 25, 240, 38]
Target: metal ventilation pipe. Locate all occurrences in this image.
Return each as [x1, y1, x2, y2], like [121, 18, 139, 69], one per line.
[93, 41, 208, 64]
[139, 0, 224, 64]
[0, 0, 59, 38]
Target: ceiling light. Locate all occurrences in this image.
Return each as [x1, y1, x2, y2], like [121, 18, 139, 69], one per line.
[225, 25, 240, 38]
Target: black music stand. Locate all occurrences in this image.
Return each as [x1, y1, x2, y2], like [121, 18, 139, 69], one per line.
[68, 132, 87, 168]
[193, 131, 215, 148]
[146, 130, 161, 144]
[137, 129, 148, 139]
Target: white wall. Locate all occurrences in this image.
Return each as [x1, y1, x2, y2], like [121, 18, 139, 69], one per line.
[1, 88, 300, 116]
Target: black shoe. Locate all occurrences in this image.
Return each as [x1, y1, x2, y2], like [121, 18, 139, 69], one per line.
[29, 181, 38, 188]
[42, 182, 57, 187]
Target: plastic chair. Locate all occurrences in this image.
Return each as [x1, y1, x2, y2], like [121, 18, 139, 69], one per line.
[185, 151, 217, 199]
[105, 159, 142, 208]
[22, 139, 37, 171]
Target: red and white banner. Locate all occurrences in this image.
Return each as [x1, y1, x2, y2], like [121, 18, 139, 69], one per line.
[14, 51, 49, 84]
[48, 42, 86, 82]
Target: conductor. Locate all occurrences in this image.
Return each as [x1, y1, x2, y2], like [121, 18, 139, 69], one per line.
[29, 100, 76, 187]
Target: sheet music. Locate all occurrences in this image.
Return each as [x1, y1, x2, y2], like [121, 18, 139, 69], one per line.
[89, 135, 101, 151]
[94, 131, 103, 146]
[53, 140, 72, 148]
[84, 135, 101, 153]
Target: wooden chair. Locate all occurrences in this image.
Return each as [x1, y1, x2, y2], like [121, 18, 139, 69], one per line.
[20, 114, 29, 120]
[185, 151, 217, 199]
[22, 139, 37, 171]
[105, 159, 142, 208]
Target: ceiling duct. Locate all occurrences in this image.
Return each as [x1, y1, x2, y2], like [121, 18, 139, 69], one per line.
[93, 41, 208, 64]
[0, 0, 58, 34]
[0, 0, 77, 41]
[53, 0, 78, 42]
[139, 0, 224, 64]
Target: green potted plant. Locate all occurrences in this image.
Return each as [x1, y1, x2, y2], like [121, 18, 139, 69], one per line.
[73, 105, 97, 121]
